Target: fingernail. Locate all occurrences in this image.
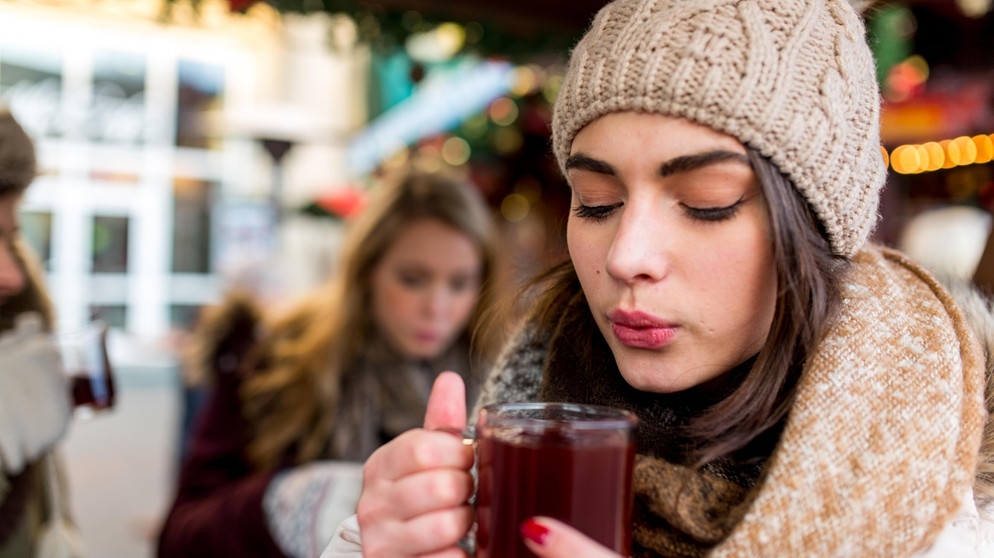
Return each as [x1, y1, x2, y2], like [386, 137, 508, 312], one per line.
[520, 518, 550, 546]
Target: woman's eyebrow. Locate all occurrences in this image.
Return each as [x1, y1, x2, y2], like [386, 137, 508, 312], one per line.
[564, 153, 616, 175]
[659, 150, 750, 177]
[565, 150, 749, 178]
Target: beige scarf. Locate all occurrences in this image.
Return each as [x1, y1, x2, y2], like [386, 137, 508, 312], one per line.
[479, 245, 986, 556]
[713, 247, 985, 556]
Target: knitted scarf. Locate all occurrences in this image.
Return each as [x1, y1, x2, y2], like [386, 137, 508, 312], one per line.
[476, 245, 986, 556]
[330, 335, 476, 461]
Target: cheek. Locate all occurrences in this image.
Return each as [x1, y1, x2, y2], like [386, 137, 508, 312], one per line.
[702, 232, 776, 333]
[371, 274, 411, 326]
[567, 220, 606, 278]
[449, 290, 479, 327]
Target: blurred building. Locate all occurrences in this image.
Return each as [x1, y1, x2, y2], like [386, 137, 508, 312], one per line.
[5, 0, 991, 359]
[0, 0, 367, 364]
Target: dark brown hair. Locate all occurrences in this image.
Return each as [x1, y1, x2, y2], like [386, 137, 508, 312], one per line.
[526, 147, 847, 465]
[0, 109, 37, 196]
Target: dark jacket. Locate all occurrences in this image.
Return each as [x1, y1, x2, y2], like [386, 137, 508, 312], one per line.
[156, 296, 287, 558]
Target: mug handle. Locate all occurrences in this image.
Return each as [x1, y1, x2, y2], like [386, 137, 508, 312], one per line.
[435, 426, 478, 555]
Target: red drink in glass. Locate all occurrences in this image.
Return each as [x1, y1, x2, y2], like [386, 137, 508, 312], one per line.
[474, 403, 637, 558]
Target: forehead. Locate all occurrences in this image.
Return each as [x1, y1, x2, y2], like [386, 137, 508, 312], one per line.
[572, 112, 746, 156]
[380, 218, 481, 270]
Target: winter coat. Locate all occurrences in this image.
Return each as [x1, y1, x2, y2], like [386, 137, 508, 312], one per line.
[156, 293, 479, 558]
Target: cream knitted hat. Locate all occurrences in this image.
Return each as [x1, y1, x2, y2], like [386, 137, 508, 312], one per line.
[552, 0, 885, 257]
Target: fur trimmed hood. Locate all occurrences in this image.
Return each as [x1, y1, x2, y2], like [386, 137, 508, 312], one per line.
[180, 289, 263, 388]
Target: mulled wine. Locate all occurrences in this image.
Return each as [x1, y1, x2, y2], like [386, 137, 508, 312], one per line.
[474, 403, 637, 558]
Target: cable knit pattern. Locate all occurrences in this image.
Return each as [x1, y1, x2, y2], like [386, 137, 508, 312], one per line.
[477, 245, 988, 556]
[551, 0, 885, 257]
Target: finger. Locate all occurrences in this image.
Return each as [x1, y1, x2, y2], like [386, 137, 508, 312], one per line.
[423, 371, 467, 431]
[364, 429, 475, 482]
[359, 504, 473, 558]
[520, 517, 622, 558]
[359, 467, 474, 523]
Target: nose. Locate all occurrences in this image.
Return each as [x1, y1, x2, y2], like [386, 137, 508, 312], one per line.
[604, 202, 669, 284]
[0, 242, 26, 298]
[421, 283, 451, 320]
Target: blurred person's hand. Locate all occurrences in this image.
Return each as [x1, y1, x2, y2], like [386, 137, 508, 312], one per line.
[355, 371, 476, 558]
[0, 313, 71, 475]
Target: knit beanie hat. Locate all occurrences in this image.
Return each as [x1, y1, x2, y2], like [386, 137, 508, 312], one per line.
[552, 0, 885, 258]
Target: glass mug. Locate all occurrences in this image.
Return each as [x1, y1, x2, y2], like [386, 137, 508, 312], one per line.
[469, 402, 638, 558]
[58, 320, 116, 418]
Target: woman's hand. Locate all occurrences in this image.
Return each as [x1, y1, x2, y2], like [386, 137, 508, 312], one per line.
[521, 517, 624, 558]
[356, 371, 476, 558]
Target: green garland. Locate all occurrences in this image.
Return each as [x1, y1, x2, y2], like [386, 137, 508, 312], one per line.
[256, 0, 582, 60]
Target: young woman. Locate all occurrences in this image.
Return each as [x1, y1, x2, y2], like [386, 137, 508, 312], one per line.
[156, 170, 504, 558]
[332, 0, 994, 556]
[0, 108, 79, 557]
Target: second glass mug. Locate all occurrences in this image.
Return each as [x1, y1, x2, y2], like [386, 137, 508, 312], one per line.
[456, 402, 638, 558]
[58, 319, 116, 417]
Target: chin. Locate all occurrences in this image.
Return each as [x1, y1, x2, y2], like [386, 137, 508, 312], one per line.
[404, 344, 446, 362]
[616, 360, 706, 394]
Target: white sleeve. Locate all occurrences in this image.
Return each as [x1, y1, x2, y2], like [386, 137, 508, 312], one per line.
[263, 461, 363, 558]
[319, 514, 363, 558]
[912, 488, 985, 557]
[0, 315, 71, 475]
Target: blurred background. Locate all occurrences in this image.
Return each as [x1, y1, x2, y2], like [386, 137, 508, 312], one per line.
[0, 0, 991, 555]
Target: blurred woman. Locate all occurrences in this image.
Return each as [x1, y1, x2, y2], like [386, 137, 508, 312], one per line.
[157, 170, 504, 558]
[0, 108, 80, 557]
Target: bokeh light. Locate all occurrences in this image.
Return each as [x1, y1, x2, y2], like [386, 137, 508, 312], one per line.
[500, 192, 530, 222]
[953, 136, 977, 165]
[493, 127, 523, 154]
[974, 135, 994, 164]
[510, 65, 542, 97]
[891, 144, 921, 174]
[488, 97, 519, 126]
[441, 136, 471, 166]
[923, 141, 944, 171]
[885, 132, 994, 174]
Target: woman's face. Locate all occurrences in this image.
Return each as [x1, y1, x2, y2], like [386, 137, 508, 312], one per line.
[566, 112, 777, 393]
[371, 217, 484, 361]
[0, 195, 25, 306]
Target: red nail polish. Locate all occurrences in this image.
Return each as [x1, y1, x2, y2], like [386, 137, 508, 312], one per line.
[520, 518, 550, 546]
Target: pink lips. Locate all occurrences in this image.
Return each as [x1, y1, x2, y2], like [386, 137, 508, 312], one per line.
[608, 310, 676, 349]
[415, 330, 442, 345]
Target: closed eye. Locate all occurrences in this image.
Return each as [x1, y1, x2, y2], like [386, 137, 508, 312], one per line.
[572, 202, 622, 221]
[680, 198, 743, 222]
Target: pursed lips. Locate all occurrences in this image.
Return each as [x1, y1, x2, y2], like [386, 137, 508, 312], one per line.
[607, 309, 677, 349]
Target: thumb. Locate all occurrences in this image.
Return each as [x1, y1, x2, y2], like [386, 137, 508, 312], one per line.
[423, 371, 467, 431]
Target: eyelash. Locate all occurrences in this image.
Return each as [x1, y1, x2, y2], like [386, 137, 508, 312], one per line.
[681, 198, 744, 222]
[571, 198, 744, 223]
[572, 203, 621, 221]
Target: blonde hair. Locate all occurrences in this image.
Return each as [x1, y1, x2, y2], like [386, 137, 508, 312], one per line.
[243, 170, 503, 467]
